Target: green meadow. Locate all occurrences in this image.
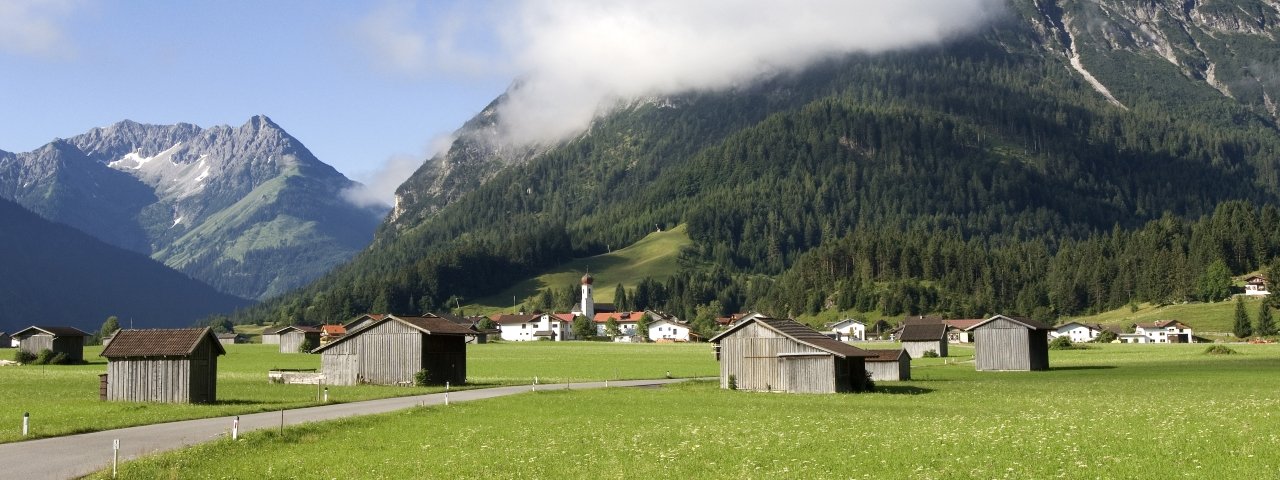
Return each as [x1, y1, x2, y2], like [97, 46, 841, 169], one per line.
[0, 342, 716, 443]
[91, 343, 1280, 479]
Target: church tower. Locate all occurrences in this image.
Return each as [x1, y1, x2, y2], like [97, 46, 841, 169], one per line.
[580, 272, 595, 320]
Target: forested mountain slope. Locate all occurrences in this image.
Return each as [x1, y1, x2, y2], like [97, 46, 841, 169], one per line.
[230, 0, 1280, 326]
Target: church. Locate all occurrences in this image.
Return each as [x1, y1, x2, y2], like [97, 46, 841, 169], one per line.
[570, 272, 616, 319]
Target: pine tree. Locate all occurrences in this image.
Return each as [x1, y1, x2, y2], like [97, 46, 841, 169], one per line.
[605, 317, 621, 337]
[614, 284, 629, 311]
[635, 314, 651, 343]
[1256, 302, 1276, 337]
[1233, 296, 1253, 338]
[571, 315, 594, 339]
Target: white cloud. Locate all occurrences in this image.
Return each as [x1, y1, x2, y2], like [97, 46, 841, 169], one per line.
[0, 0, 81, 59]
[342, 133, 456, 208]
[493, 0, 1004, 145]
[354, 0, 500, 77]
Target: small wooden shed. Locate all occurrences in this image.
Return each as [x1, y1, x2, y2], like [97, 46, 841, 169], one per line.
[899, 323, 948, 358]
[965, 315, 1051, 371]
[709, 316, 876, 394]
[12, 326, 89, 361]
[215, 333, 242, 345]
[864, 349, 911, 381]
[0, 332, 10, 348]
[261, 327, 282, 345]
[276, 325, 321, 354]
[313, 314, 473, 386]
[100, 328, 226, 403]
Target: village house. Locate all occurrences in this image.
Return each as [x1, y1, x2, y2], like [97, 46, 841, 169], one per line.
[1051, 322, 1104, 343]
[275, 325, 321, 354]
[942, 319, 982, 343]
[648, 318, 695, 342]
[313, 314, 472, 386]
[594, 311, 643, 340]
[320, 325, 347, 345]
[710, 316, 876, 394]
[825, 318, 866, 341]
[100, 328, 224, 403]
[899, 323, 948, 358]
[12, 326, 89, 362]
[1244, 275, 1270, 296]
[1133, 320, 1194, 343]
[864, 349, 911, 381]
[966, 315, 1051, 371]
[494, 313, 576, 341]
[715, 312, 764, 329]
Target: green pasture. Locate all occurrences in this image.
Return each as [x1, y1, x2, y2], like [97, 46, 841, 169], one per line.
[465, 224, 692, 313]
[1069, 295, 1268, 337]
[93, 343, 1280, 479]
[0, 342, 715, 444]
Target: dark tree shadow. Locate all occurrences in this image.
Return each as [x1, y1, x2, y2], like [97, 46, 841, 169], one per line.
[875, 385, 934, 395]
[1050, 365, 1116, 371]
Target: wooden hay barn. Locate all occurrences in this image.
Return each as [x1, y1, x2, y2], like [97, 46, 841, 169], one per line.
[313, 314, 473, 386]
[261, 327, 282, 345]
[864, 349, 911, 381]
[12, 326, 88, 361]
[276, 325, 321, 354]
[100, 328, 226, 403]
[709, 316, 875, 394]
[899, 323, 948, 358]
[0, 332, 10, 348]
[965, 315, 1051, 371]
[215, 333, 242, 345]
[343, 313, 389, 333]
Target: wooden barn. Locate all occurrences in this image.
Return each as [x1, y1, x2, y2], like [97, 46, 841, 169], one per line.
[965, 315, 1051, 371]
[261, 328, 282, 345]
[215, 333, 243, 345]
[899, 323, 948, 358]
[276, 325, 321, 354]
[864, 349, 911, 381]
[12, 326, 89, 361]
[0, 332, 10, 348]
[313, 314, 473, 386]
[343, 313, 389, 333]
[100, 328, 226, 403]
[709, 316, 875, 394]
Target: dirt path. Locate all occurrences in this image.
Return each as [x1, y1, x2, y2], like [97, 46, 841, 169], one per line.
[0, 378, 690, 479]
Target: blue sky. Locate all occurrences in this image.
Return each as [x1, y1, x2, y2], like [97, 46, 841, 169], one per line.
[0, 1, 510, 183]
[1, 1, 1001, 206]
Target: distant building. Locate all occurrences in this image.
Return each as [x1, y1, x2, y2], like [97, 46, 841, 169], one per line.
[0, 332, 10, 349]
[648, 318, 693, 342]
[864, 349, 911, 381]
[1051, 322, 1104, 343]
[215, 333, 243, 345]
[1244, 275, 1270, 296]
[966, 315, 1051, 371]
[1133, 320, 1194, 343]
[275, 325, 321, 354]
[594, 311, 644, 340]
[899, 324, 948, 358]
[12, 326, 89, 362]
[942, 319, 983, 343]
[826, 319, 866, 341]
[100, 328, 225, 403]
[314, 314, 472, 386]
[710, 316, 876, 394]
[320, 325, 347, 345]
[343, 314, 389, 333]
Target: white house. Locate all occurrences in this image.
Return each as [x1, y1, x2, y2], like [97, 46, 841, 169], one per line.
[1244, 275, 1270, 296]
[495, 313, 576, 342]
[826, 319, 866, 341]
[594, 311, 642, 341]
[1117, 333, 1148, 344]
[1052, 322, 1104, 343]
[648, 318, 692, 342]
[1133, 320, 1194, 343]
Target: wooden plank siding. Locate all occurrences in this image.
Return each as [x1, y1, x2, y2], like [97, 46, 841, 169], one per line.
[107, 358, 192, 403]
[279, 331, 319, 354]
[973, 316, 1049, 371]
[903, 340, 946, 359]
[319, 320, 467, 386]
[867, 356, 910, 381]
[718, 323, 844, 393]
[16, 334, 85, 361]
[18, 334, 53, 354]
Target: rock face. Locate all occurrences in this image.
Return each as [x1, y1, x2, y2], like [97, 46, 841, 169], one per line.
[0, 116, 383, 300]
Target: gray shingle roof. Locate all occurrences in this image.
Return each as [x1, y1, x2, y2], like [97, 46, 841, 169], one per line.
[712, 316, 875, 358]
[899, 323, 947, 342]
[14, 325, 90, 337]
[101, 328, 226, 358]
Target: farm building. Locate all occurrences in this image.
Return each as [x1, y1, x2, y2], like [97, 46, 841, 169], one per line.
[215, 333, 243, 345]
[965, 315, 1051, 371]
[313, 314, 473, 386]
[864, 349, 911, 381]
[899, 323, 948, 358]
[260, 327, 282, 345]
[0, 332, 9, 348]
[99, 328, 225, 403]
[1133, 320, 1194, 343]
[12, 326, 89, 361]
[276, 325, 321, 354]
[343, 313, 389, 333]
[709, 316, 875, 394]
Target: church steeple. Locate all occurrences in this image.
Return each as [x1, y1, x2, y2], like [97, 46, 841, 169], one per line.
[580, 271, 595, 320]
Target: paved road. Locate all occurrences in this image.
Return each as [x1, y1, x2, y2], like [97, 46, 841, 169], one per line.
[0, 378, 690, 479]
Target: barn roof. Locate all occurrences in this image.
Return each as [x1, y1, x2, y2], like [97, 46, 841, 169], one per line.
[312, 314, 475, 354]
[13, 325, 90, 337]
[964, 314, 1053, 331]
[321, 325, 347, 336]
[864, 349, 909, 362]
[215, 333, 240, 339]
[274, 325, 321, 334]
[943, 319, 984, 330]
[101, 328, 226, 358]
[899, 323, 947, 342]
[709, 316, 874, 358]
[594, 311, 644, 323]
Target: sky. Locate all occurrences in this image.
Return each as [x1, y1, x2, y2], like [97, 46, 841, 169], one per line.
[0, 0, 1002, 207]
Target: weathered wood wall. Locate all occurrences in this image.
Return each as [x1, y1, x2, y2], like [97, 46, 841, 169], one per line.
[718, 323, 838, 393]
[18, 334, 52, 354]
[974, 317, 1048, 371]
[423, 334, 466, 385]
[903, 340, 946, 359]
[279, 331, 318, 354]
[358, 320, 423, 385]
[261, 334, 280, 345]
[17, 334, 84, 361]
[106, 340, 218, 403]
[867, 356, 910, 381]
[320, 340, 358, 386]
[189, 339, 217, 403]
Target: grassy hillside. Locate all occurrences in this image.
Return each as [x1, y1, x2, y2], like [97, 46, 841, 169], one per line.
[96, 343, 1280, 479]
[465, 224, 692, 313]
[1066, 295, 1269, 338]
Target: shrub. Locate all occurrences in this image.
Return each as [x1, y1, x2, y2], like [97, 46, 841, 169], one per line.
[1203, 345, 1238, 355]
[727, 374, 737, 390]
[1048, 336, 1075, 350]
[922, 350, 939, 358]
[1094, 330, 1118, 343]
[299, 337, 317, 353]
[49, 352, 70, 365]
[34, 349, 56, 365]
[14, 350, 36, 364]
[855, 370, 876, 393]
[414, 369, 432, 387]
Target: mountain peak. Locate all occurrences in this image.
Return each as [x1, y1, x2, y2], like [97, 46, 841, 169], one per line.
[243, 114, 280, 131]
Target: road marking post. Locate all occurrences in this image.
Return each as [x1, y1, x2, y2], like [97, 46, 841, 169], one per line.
[445, 391, 449, 405]
[323, 387, 328, 403]
[232, 416, 239, 440]
[533, 376, 538, 392]
[112, 439, 119, 478]
[22, 412, 28, 436]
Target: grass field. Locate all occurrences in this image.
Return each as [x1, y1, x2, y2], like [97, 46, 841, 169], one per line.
[92, 343, 1280, 479]
[1067, 295, 1268, 338]
[465, 224, 692, 313]
[0, 342, 715, 444]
